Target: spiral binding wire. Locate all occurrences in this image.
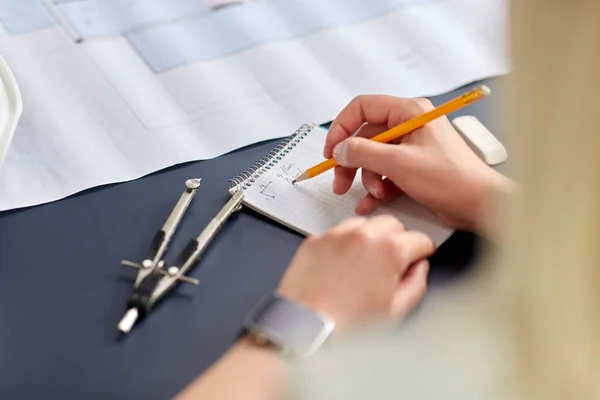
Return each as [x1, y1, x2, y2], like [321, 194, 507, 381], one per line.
[228, 124, 315, 194]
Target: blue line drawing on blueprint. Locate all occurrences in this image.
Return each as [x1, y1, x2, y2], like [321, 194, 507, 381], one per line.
[46, 0, 430, 73]
[126, 0, 431, 72]
[53, 0, 208, 37]
[0, 0, 57, 34]
[1, 0, 433, 73]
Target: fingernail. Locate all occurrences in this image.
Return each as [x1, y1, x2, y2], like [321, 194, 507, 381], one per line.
[332, 180, 342, 195]
[333, 142, 348, 165]
[368, 183, 382, 199]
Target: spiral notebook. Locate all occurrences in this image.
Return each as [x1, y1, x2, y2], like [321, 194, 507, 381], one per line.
[228, 124, 454, 246]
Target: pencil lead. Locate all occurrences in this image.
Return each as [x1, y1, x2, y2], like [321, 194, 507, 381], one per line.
[293, 172, 309, 184]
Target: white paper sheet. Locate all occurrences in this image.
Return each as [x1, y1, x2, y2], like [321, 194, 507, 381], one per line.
[0, 0, 509, 211]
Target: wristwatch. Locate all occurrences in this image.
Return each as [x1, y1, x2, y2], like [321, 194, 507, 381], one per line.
[243, 293, 335, 358]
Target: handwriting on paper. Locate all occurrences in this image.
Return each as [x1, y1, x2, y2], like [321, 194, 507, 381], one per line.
[276, 163, 302, 184]
[259, 181, 276, 200]
[258, 164, 303, 200]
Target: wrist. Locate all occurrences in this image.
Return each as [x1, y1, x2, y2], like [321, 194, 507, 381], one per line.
[278, 291, 363, 334]
[473, 170, 515, 240]
[239, 333, 281, 354]
[243, 292, 335, 358]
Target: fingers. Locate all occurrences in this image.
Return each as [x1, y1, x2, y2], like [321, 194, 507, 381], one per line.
[324, 96, 435, 158]
[390, 259, 430, 318]
[389, 231, 436, 269]
[332, 123, 388, 196]
[333, 166, 356, 195]
[385, 230, 434, 318]
[333, 137, 405, 179]
[355, 179, 403, 215]
[362, 169, 385, 199]
[356, 124, 388, 198]
[328, 216, 368, 234]
[363, 214, 405, 235]
[328, 215, 404, 241]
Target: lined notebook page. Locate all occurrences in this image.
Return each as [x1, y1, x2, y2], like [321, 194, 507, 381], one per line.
[241, 126, 454, 246]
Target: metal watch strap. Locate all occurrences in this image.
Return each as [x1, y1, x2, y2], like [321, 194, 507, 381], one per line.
[242, 293, 335, 358]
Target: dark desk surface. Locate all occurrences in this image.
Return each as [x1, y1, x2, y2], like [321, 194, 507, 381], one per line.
[0, 80, 503, 399]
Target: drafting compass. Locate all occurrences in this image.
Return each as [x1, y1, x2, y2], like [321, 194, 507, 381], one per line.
[117, 178, 245, 334]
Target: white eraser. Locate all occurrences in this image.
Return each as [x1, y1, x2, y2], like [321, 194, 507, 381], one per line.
[451, 115, 507, 166]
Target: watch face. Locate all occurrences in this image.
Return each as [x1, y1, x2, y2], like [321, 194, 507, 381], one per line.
[246, 295, 334, 356]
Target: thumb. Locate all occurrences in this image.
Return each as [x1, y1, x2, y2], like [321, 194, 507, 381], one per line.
[333, 137, 403, 177]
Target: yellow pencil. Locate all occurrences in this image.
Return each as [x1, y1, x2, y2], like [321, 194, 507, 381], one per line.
[292, 85, 491, 184]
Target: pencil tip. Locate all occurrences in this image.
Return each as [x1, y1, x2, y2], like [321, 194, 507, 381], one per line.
[293, 172, 309, 184]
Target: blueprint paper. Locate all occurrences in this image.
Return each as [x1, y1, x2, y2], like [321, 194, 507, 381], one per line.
[203, 0, 253, 8]
[0, 0, 509, 211]
[55, 0, 207, 37]
[126, 0, 434, 72]
[0, 0, 56, 34]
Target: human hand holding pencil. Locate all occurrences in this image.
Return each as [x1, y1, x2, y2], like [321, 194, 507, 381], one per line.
[295, 86, 512, 235]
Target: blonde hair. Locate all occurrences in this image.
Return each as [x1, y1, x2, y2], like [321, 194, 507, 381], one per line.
[502, 0, 600, 398]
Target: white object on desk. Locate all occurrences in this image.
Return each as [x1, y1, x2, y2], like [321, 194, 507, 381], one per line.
[452, 115, 507, 166]
[0, 55, 22, 173]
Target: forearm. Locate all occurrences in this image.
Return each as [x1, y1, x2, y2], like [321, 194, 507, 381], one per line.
[175, 336, 287, 400]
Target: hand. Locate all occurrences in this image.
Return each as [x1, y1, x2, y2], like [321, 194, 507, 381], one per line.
[277, 215, 434, 330]
[324, 95, 512, 234]
[177, 216, 434, 400]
